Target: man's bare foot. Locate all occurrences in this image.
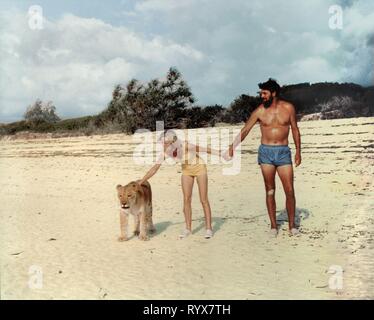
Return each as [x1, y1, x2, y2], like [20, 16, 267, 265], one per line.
[270, 228, 278, 238]
[289, 228, 299, 236]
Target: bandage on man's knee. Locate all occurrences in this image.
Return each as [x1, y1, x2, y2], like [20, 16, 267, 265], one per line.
[267, 189, 275, 196]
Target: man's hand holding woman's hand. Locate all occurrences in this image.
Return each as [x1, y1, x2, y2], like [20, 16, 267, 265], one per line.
[220, 145, 234, 161]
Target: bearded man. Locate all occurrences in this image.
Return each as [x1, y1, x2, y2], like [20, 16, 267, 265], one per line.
[225, 78, 301, 237]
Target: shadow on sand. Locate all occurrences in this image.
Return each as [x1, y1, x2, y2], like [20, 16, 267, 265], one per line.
[276, 207, 311, 228]
[152, 216, 226, 237]
[152, 221, 173, 236]
[152, 209, 308, 237]
[192, 217, 225, 234]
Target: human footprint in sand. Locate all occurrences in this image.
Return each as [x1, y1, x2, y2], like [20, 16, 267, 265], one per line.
[139, 130, 221, 239]
[224, 79, 302, 237]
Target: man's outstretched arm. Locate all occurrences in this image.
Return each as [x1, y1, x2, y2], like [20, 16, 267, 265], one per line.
[289, 103, 301, 166]
[227, 107, 260, 158]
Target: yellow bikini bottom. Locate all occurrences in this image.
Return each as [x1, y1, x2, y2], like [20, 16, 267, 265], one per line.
[181, 163, 207, 176]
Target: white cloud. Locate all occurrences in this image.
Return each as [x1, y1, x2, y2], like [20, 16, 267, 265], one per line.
[282, 57, 341, 84]
[134, 0, 192, 12]
[0, 0, 373, 122]
[129, 0, 373, 103]
[338, 1, 374, 84]
[0, 10, 204, 122]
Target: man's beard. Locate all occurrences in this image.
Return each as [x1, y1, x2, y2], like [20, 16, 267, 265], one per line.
[263, 97, 273, 108]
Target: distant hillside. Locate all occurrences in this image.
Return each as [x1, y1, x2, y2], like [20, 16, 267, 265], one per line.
[222, 82, 374, 123]
[1, 79, 373, 138]
[281, 82, 374, 120]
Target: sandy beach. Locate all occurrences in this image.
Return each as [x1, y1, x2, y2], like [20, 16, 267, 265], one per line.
[0, 117, 373, 300]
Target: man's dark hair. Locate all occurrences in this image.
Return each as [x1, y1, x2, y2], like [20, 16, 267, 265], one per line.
[258, 78, 281, 97]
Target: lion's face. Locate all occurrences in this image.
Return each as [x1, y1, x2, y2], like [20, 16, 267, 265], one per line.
[116, 182, 142, 209]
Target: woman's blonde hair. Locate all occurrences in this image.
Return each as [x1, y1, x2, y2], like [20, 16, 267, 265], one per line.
[158, 129, 178, 143]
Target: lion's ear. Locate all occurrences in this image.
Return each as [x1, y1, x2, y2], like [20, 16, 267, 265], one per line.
[116, 184, 122, 190]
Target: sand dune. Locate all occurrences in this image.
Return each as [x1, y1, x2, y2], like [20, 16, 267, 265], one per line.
[0, 117, 373, 299]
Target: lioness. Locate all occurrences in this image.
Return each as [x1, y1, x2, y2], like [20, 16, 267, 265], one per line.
[116, 180, 155, 241]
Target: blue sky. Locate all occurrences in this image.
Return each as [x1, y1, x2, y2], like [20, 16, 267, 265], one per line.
[0, 0, 373, 122]
[0, 0, 134, 24]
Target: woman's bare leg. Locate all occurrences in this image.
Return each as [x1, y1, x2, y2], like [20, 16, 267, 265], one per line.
[196, 173, 212, 230]
[181, 175, 194, 231]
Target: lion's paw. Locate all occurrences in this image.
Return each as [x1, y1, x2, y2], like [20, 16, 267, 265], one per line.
[118, 236, 128, 242]
[139, 234, 149, 241]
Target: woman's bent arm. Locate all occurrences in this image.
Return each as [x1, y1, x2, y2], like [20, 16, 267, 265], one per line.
[139, 163, 162, 185]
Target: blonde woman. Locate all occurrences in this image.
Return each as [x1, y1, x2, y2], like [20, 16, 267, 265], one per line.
[139, 130, 221, 239]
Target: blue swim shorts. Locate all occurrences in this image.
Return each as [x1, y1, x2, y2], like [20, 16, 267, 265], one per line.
[258, 144, 292, 167]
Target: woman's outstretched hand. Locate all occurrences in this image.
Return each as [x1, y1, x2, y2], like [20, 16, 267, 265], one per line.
[221, 145, 233, 161]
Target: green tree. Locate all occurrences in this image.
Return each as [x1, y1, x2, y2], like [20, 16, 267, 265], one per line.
[101, 68, 195, 133]
[160, 67, 195, 128]
[24, 99, 60, 124]
[224, 94, 260, 123]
